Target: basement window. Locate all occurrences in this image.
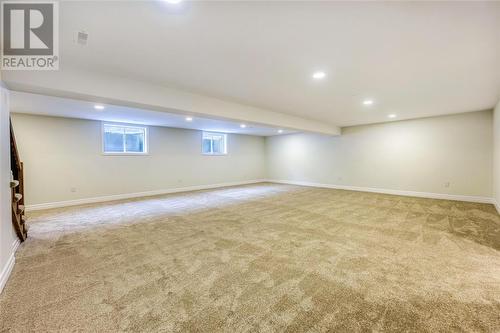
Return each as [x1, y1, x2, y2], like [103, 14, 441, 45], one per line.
[202, 132, 227, 155]
[102, 123, 148, 154]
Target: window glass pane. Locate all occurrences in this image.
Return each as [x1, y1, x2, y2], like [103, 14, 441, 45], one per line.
[202, 138, 212, 154]
[212, 136, 222, 154]
[202, 132, 227, 155]
[125, 128, 145, 152]
[104, 126, 124, 152]
[103, 124, 147, 154]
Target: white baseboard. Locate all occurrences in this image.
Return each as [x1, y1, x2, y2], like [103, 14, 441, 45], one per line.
[494, 199, 500, 214]
[0, 239, 20, 294]
[24, 178, 499, 212]
[26, 179, 267, 211]
[267, 179, 495, 204]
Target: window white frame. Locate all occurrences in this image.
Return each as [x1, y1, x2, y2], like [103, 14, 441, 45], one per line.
[202, 131, 227, 155]
[102, 123, 149, 155]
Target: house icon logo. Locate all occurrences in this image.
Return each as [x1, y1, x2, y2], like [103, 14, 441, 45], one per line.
[1, 1, 59, 70]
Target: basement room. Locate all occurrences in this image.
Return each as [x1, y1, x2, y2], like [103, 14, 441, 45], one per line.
[0, 1, 499, 332]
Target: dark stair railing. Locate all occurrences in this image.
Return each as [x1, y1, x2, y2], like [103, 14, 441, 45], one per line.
[10, 118, 27, 241]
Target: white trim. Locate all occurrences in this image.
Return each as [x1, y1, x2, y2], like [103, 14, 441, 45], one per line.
[24, 179, 499, 212]
[26, 179, 266, 211]
[102, 122, 149, 155]
[494, 199, 500, 214]
[267, 179, 495, 204]
[0, 239, 20, 294]
[202, 131, 228, 156]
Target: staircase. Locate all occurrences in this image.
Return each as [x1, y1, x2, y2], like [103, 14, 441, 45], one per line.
[10, 119, 27, 241]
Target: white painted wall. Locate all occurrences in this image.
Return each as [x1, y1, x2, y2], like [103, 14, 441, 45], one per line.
[11, 114, 266, 206]
[267, 111, 493, 199]
[9, 109, 497, 208]
[0, 85, 19, 293]
[494, 101, 500, 211]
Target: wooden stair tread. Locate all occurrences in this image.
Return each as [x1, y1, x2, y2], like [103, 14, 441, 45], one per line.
[21, 219, 29, 233]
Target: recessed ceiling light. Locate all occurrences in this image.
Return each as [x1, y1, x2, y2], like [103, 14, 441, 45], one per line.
[164, 0, 182, 3]
[362, 100, 374, 106]
[185, 117, 193, 122]
[94, 105, 105, 110]
[240, 124, 247, 128]
[388, 114, 397, 119]
[278, 129, 283, 134]
[312, 71, 326, 79]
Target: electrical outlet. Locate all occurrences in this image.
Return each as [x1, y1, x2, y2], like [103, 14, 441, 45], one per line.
[70, 187, 77, 193]
[444, 182, 450, 188]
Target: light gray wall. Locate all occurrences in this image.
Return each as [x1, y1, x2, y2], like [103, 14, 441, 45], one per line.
[267, 110, 493, 197]
[11, 114, 266, 205]
[10, 109, 496, 207]
[0, 86, 18, 292]
[494, 101, 500, 209]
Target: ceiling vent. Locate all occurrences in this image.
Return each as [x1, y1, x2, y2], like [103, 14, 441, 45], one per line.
[75, 31, 88, 46]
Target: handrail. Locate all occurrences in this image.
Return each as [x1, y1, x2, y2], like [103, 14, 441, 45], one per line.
[9, 118, 27, 241]
[9, 119, 21, 173]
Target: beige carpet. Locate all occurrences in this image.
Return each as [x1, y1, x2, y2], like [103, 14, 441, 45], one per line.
[1, 183, 500, 332]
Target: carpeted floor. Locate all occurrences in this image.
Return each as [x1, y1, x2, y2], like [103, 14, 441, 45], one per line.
[1, 183, 500, 332]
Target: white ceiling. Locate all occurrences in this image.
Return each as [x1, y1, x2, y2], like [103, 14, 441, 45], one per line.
[10, 91, 295, 136]
[5, 1, 500, 128]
